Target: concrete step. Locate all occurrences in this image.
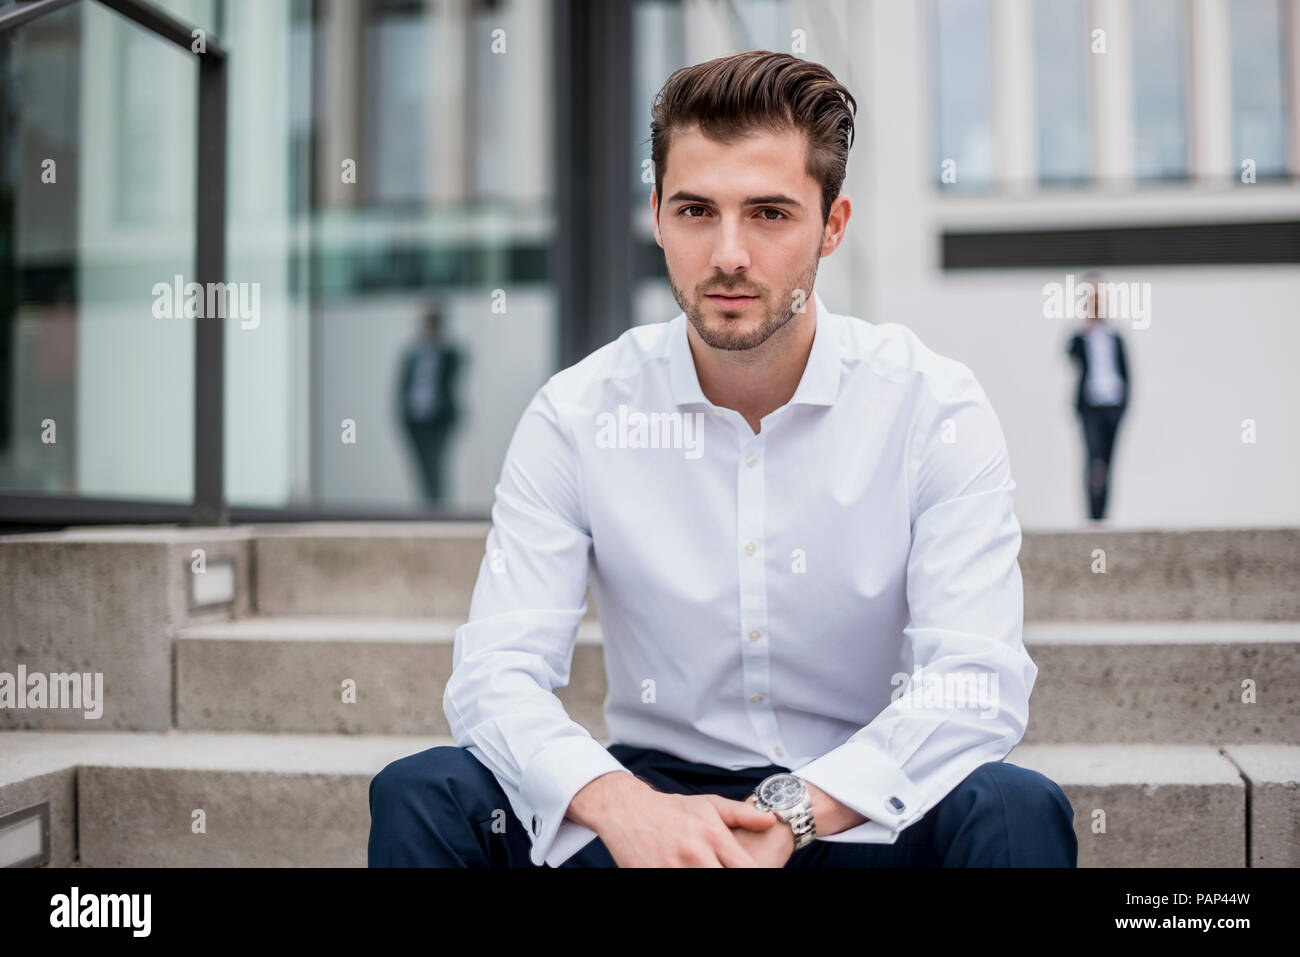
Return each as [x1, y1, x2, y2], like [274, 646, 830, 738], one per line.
[1019, 621, 1300, 744]
[174, 617, 1299, 744]
[174, 616, 604, 735]
[0, 525, 255, 732]
[1, 731, 1293, 867]
[1019, 528, 1300, 620]
[0, 523, 588, 732]
[251, 522, 603, 622]
[250, 522, 488, 619]
[1220, 745, 1300, 867]
[5, 523, 1298, 733]
[1005, 744, 1251, 867]
[0, 729, 442, 867]
[248, 524, 1300, 620]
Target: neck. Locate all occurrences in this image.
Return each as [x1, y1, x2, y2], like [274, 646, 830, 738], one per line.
[688, 295, 818, 426]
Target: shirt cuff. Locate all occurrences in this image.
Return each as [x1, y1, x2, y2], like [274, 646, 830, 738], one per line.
[791, 738, 925, 843]
[518, 735, 632, 867]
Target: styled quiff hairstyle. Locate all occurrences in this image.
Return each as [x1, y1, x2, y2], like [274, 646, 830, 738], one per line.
[649, 50, 857, 226]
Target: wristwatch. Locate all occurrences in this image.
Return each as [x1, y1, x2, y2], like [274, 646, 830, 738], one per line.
[751, 772, 816, 851]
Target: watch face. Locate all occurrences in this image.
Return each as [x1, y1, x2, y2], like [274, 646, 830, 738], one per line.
[757, 774, 805, 811]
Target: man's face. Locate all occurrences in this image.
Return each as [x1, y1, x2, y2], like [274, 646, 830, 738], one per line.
[651, 125, 846, 352]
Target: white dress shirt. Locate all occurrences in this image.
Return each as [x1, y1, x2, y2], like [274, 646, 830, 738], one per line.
[445, 290, 1035, 867]
[1083, 324, 1125, 406]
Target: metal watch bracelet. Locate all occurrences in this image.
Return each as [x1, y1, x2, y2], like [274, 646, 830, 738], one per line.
[753, 791, 817, 851]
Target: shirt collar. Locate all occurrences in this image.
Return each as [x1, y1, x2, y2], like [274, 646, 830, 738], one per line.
[668, 289, 841, 409]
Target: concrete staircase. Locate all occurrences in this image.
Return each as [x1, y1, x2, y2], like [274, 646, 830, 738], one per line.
[1, 524, 1297, 867]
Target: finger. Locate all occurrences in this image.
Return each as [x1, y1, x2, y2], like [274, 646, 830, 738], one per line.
[712, 827, 761, 868]
[704, 793, 773, 825]
[681, 844, 726, 868]
[706, 794, 777, 830]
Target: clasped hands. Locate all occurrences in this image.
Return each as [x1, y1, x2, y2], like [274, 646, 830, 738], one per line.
[729, 792, 797, 867]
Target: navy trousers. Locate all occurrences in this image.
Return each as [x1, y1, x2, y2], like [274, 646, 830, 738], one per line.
[1078, 402, 1125, 520]
[368, 742, 1078, 867]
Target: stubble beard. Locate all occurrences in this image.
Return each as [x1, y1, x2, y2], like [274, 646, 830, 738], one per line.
[669, 253, 820, 353]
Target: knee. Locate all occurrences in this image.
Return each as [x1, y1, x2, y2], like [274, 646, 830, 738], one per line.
[969, 761, 1075, 829]
[369, 745, 476, 819]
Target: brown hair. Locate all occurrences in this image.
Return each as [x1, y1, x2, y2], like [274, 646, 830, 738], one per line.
[649, 50, 857, 226]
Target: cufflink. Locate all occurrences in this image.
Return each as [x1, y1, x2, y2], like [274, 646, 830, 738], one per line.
[888, 796, 905, 812]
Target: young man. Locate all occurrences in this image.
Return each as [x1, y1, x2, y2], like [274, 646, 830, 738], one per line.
[369, 50, 1076, 868]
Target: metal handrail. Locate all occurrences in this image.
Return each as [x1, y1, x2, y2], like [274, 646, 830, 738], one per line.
[0, 0, 225, 57]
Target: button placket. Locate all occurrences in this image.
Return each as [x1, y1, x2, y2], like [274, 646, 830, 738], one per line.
[737, 435, 782, 758]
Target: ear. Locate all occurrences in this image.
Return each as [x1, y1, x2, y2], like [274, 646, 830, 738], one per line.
[650, 187, 663, 247]
[819, 194, 852, 257]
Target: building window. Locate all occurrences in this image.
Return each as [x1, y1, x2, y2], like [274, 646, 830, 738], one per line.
[1034, 0, 1091, 185]
[1132, 0, 1191, 181]
[1229, 0, 1290, 179]
[933, 0, 994, 190]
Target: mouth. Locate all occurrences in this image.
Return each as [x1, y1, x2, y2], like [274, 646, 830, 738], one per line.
[706, 293, 758, 306]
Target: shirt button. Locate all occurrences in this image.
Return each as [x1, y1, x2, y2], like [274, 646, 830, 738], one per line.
[745, 454, 758, 467]
[774, 747, 784, 757]
[748, 630, 761, 641]
[751, 694, 763, 702]
[744, 542, 756, 555]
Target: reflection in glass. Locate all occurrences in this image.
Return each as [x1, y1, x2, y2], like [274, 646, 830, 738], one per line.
[306, 0, 557, 514]
[0, 2, 197, 501]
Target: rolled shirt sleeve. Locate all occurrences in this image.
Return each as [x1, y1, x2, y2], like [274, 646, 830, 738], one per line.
[443, 384, 632, 867]
[792, 363, 1036, 845]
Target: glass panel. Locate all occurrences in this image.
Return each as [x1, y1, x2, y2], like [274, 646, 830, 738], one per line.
[933, 0, 994, 190]
[0, 1, 198, 500]
[303, 0, 558, 514]
[631, 0, 684, 221]
[221, 0, 313, 508]
[363, 2, 429, 206]
[1229, 0, 1289, 179]
[1132, 0, 1190, 181]
[1034, 0, 1091, 185]
[631, 0, 685, 329]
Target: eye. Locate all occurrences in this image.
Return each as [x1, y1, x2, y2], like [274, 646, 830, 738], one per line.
[680, 205, 708, 218]
[758, 208, 787, 221]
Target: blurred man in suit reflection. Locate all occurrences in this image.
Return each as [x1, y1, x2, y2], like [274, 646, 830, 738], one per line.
[399, 305, 463, 508]
[1066, 272, 1129, 522]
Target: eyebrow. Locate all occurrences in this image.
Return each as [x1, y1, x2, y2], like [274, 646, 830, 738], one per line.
[666, 191, 804, 209]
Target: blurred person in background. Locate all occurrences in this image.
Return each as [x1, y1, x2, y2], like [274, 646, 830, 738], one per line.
[1066, 271, 1130, 523]
[398, 304, 464, 508]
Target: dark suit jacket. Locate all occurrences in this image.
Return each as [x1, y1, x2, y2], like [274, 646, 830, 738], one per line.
[1067, 327, 1129, 415]
[399, 343, 463, 426]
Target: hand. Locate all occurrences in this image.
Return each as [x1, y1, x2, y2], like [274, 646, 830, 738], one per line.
[572, 773, 779, 867]
[730, 794, 796, 867]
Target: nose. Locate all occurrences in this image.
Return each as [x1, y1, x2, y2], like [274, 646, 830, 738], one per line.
[709, 214, 750, 274]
